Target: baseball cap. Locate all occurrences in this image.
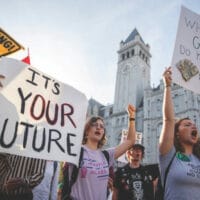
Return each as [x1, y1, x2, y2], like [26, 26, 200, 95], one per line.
[132, 144, 145, 150]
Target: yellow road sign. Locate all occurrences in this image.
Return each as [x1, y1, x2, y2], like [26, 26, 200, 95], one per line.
[0, 28, 24, 57]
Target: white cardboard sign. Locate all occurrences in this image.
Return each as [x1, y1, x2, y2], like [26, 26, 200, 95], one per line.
[0, 57, 88, 166]
[171, 6, 200, 94]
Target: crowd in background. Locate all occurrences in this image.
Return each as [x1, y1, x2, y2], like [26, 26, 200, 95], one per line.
[1, 67, 200, 200]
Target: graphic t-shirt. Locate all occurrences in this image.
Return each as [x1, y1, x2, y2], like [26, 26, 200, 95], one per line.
[159, 147, 200, 200]
[70, 146, 115, 200]
[114, 164, 154, 200]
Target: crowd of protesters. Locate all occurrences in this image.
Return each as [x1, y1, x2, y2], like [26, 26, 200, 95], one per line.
[1, 67, 200, 200]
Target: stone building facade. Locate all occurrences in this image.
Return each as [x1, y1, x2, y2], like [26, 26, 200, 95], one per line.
[87, 28, 200, 164]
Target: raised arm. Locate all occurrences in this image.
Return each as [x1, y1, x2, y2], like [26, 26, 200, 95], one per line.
[114, 104, 136, 159]
[159, 67, 175, 155]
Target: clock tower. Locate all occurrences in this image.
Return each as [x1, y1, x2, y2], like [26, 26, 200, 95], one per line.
[113, 28, 151, 112]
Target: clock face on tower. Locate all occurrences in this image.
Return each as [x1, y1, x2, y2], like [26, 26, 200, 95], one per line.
[121, 65, 130, 74]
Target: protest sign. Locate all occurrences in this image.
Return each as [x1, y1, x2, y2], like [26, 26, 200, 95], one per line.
[0, 57, 88, 166]
[171, 6, 200, 94]
[0, 28, 24, 56]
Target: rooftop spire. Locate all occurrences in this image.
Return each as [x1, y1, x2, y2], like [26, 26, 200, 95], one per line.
[124, 28, 144, 44]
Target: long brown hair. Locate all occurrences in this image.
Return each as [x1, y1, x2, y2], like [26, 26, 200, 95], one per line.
[174, 117, 200, 158]
[82, 116, 107, 148]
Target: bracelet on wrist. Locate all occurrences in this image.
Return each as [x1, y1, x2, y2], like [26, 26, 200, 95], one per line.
[129, 117, 135, 121]
[165, 85, 171, 88]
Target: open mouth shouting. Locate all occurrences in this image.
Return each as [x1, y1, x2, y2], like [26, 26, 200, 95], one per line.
[95, 131, 102, 136]
[191, 130, 198, 139]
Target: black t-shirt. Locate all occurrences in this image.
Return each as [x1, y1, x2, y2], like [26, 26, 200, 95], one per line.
[114, 164, 155, 200]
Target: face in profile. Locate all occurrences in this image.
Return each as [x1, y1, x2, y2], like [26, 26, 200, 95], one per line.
[176, 119, 199, 146]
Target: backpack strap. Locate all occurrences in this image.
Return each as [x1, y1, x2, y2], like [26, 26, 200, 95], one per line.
[62, 147, 84, 200]
[102, 150, 113, 198]
[70, 147, 84, 186]
[102, 150, 109, 165]
[163, 152, 176, 192]
[62, 148, 110, 200]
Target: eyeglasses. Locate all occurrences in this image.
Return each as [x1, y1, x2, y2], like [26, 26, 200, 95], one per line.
[91, 123, 105, 129]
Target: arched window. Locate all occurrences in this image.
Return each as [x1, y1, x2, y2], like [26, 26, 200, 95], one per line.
[142, 54, 145, 60]
[194, 115, 197, 124]
[122, 117, 125, 124]
[109, 107, 113, 115]
[157, 99, 161, 111]
[131, 49, 135, 56]
[127, 52, 129, 58]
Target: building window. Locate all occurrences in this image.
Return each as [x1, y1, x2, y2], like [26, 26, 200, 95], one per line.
[194, 115, 197, 124]
[174, 94, 179, 112]
[142, 54, 145, 60]
[157, 123, 162, 139]
[131, 49, 135, 56]
[148, 110, 150, 118]
[122, 54, 125, 60]
[109, 107, 113, 115]
[116, 118, 120, 125]
[127, 52, 129, 58]
[157, 99, 161, 111]
[139, 50, 142, 57]
[122, 117, 125, 124]
[117, 133, 122, 144]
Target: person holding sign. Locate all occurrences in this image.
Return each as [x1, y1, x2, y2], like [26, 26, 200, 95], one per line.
[60, 104, 136, 200]
[0, 74, 46, 200]
[159, 67, 200, 200]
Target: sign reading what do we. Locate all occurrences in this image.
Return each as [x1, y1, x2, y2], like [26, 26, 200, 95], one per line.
[171, 6, 200, 94]
[0, 57, 88, 166]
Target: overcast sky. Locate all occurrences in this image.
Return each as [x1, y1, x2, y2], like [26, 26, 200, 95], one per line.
[1, 0, 200, 105]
